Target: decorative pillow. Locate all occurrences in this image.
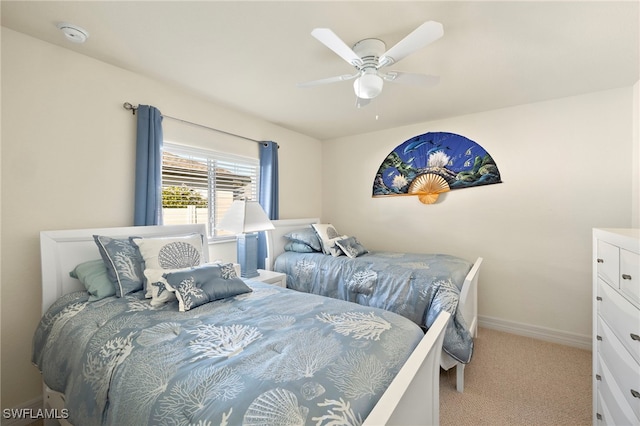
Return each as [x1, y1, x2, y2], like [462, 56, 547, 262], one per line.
[94, 235, 145, 297]
[163, 263, 252, 312]
[284, 228, 322, 252]
[144, 268, 179, 307]
[311, 223, 342, 255]
[324, 235, 348, 257]
[284, 241, 317, 253]
[144, 262, 232, 307]
[130, 233, 205, 297]
[336, 236, 369, 258]
[69, 259, 116, 301]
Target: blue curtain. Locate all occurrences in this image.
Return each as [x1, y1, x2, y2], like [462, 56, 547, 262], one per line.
[134, 105, 163, 226]
[257, 141, 279, 269]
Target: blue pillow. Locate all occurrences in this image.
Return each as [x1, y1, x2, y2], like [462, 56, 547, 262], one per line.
[335, 236, 369, 258]
[93, 235, 145, 297]
[284, 228, 322, 252]
[163, 263, 252, 311]
[284, 241, 317, 253]
[69, 259, 116, 301]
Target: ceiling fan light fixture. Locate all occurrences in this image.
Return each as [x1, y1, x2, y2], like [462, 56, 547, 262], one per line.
[353, 72, 383, 99]
[301, 21, 443, 106]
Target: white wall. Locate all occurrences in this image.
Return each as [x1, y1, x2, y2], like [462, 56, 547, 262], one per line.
[0, 28, 322, 408]
[633, 81, 639, 228]
[2, 24, 637, 411]
[322, 87, 636, 342]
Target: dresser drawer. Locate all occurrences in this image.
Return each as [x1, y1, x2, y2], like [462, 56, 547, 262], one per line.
[596, 390, 617, 426]
[595, 391, 606, 425]
[598, 279, 640, 364]
[597, 240, 620, 288]
[596, 354, 639, 426]
[593, 229, 640, 426]
[597, 317, 640, 419]
[620, 248, 640, 306]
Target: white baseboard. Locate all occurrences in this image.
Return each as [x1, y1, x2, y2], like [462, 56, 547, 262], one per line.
[1, 397, 43, 426]
[478, 315, 592, 351]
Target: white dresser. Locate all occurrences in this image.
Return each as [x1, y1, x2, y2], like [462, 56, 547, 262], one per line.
[593, 228, 640, 425]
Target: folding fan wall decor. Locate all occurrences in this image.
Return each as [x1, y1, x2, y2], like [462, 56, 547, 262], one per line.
[372, 131, 502, 204]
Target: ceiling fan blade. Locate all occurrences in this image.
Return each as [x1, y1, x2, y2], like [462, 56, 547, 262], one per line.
[382, 71, 440, 86]
[297, 73, 359, 88]
[311, 28, 363, 67]
[379, 21, 444, 67]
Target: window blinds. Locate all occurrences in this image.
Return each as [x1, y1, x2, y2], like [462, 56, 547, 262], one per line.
[162, 142, 259, 239]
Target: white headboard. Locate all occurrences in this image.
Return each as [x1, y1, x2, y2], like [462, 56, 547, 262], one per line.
[40, 224, 207, 315]
[265, 218, 319, 271]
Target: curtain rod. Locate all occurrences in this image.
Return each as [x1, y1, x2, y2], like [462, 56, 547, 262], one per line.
[123, 102, 269, 146]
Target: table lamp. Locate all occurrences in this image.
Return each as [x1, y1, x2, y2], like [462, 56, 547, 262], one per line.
[218, 200, 275, 278]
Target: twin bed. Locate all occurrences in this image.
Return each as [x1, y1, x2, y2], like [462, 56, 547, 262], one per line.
[34, 223, 474, 426]
[266, 218, 483, 394]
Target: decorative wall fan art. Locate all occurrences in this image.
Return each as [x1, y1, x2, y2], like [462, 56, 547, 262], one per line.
[372, 132, 502, 204]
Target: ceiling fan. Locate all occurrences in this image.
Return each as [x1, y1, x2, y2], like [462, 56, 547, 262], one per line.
[298, 21, 444, 107]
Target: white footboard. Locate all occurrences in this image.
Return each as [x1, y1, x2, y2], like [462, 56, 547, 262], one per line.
[440, 257, 482, 392]
[363, 310, 451, 426]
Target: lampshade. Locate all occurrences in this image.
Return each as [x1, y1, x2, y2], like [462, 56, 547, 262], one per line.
[218, 200, 274, 279]
[353, 71, 384, 99]
[218, 200, 275, 234]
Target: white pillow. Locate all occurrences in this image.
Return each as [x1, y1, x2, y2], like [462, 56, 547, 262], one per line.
[325, 235, 348, 257]
[131, 234, 205, 298]
[311, 223, 342, 255]
[144, 268, 179, 307]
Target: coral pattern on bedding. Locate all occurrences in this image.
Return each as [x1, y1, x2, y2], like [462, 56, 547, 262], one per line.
[32, 282, 423, 426]
[274, 250, 474, 363]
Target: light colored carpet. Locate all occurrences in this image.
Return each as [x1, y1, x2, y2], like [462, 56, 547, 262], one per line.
[440, 327, 592, 426]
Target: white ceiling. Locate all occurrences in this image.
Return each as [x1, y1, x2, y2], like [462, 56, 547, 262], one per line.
[2, 1, 638, 140]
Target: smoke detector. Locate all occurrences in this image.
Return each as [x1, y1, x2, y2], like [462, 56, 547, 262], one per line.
[56, 22, 89, 43]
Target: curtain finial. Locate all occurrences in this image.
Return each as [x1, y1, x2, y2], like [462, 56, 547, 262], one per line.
[123, 102, 138, 115]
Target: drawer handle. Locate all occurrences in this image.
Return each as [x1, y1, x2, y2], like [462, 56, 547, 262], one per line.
[596, 296, 602, 301]
[632, 389, 640, 399]
[596, 335, 602, 341]
[596, 413, 602, 420]
[595, 374, 601, 381]
[597, 258, 604, 264]
[631, 333, 640, 342]
[622, 274, 632, 280]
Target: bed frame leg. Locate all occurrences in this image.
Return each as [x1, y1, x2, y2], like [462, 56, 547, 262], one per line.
[456, 363, 465, 393]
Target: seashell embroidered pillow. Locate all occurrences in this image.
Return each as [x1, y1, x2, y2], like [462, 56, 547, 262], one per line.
[311, 223, 344, 256]
[130, 233, 205, 298]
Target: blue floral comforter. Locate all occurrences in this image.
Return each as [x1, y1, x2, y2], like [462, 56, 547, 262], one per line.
[274, 251, 474, 363]
[32, 281, 424, 426]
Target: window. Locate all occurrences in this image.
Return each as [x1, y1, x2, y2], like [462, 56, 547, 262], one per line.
[161, 142, 259, 240]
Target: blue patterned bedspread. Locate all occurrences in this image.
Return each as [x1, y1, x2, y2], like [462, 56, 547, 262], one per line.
[32, 281, 424, 426]
[274, 251, 474, 363]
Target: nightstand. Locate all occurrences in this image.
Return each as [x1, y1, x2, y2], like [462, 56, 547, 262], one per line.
[248, 269, 287, 287]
